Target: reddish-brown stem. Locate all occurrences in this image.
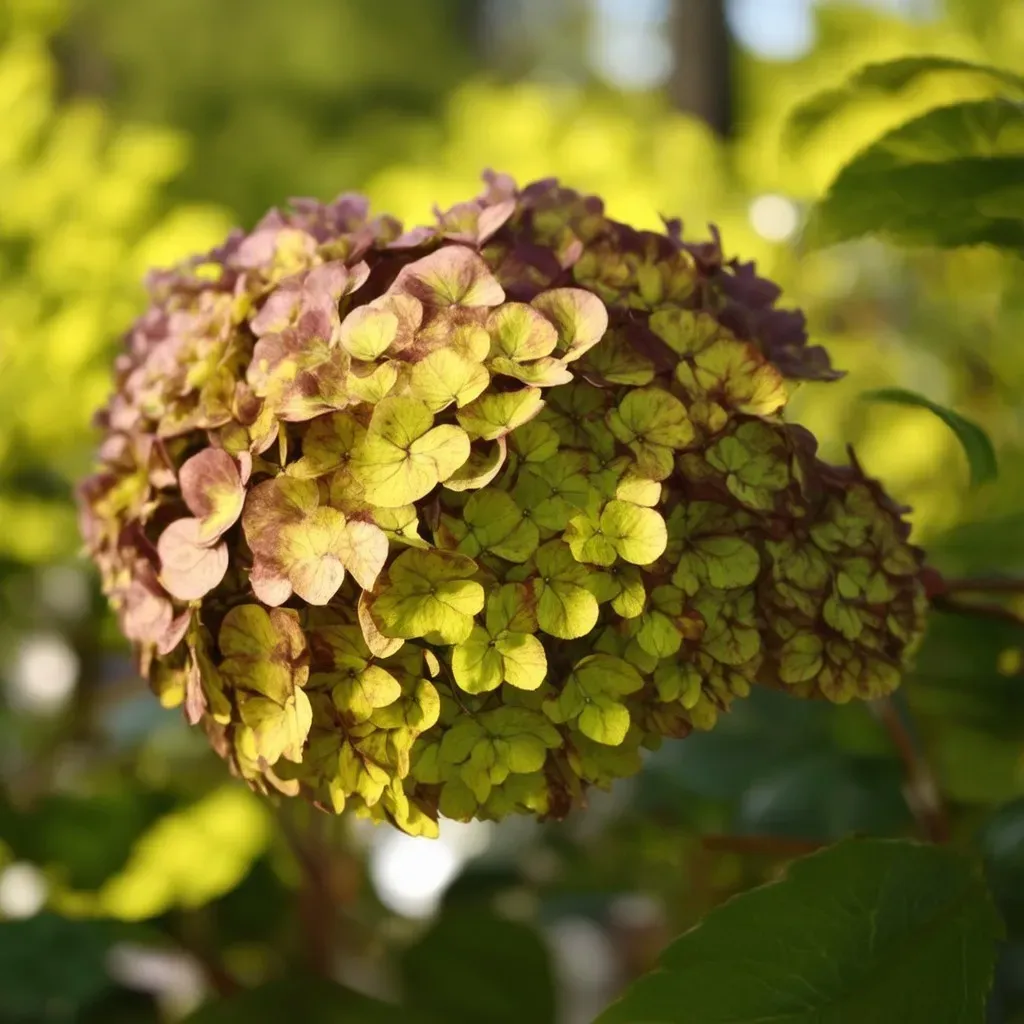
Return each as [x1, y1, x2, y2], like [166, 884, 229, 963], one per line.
[941, 577, 1024, 596]
[931, 594, 1024, 629]
[872, 695, 949, 844]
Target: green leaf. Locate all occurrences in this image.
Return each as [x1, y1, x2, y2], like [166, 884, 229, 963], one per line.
[596, 839, 1002, 1024]
[90, 786, 270, 921]
[862, 388, 997, 487]
[487, 302, 558, 360]
[607, 387, 693, 480]
[183, 976, 419, 1024]
[338, 305, 399, 360]
[0, 915, 120, 1021]
[807, 99, 1024, 251]
[787, 55, 1024, 148]
[400, 909, 557, 1024]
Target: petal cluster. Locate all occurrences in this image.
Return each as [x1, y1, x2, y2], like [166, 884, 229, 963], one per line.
[79, 173, 927, 836]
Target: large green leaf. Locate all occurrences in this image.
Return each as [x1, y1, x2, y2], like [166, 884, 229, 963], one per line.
[183, 977, 417, 1024]
[806, 99, 1024, 251]
[596, 839, 1002, 1024]
[862, 388, 997, 488]
[400, 909, 557, 1024]
[787, 56, 1024, 147]
[0, 915, 120, 1021]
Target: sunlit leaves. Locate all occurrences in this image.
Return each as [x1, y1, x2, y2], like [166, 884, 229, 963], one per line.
[862, 388, 997, 488]
[487, 303, 558, 360]
[430, 706, 561, 810]
[84, 170, 930, 838]
[452, 584, 547, 693]
[445, 490, 539, 562]
[600, 501, 667, 565]
[805, 98, 1024, 251]
[675, 338, 788, 417]
[408, 349, 490, 412]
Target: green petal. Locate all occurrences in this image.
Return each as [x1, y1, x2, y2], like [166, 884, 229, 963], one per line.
[457, 388, 545, 441]
[369, 548, 485, 644]
[408, 349, 490, 412]
[338, 305, 399, 360]
[531, 288, 609, 362]
[452, 625, 505, 694]
[487, 302, 558, 360]
[578, 697, 631, 746]
[600, 500, 667, 566]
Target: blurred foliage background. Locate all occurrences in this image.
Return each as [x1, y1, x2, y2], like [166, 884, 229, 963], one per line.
[2, 0, 1024, 1020]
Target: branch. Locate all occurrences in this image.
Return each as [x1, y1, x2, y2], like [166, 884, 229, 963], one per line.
[277, 805, 336, 978]
[871, 694, 949, 843]
[941, 576, 1024, 596]
[931, 594, 1024, 629]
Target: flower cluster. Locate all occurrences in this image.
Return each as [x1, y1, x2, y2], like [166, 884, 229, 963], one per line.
[79, 173, 928, 836]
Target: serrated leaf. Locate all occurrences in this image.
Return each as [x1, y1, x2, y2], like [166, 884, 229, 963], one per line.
[596, 839, 1002, 1024]
[787, 55, 1024, 149]
[807, 99, 1024, 251]
[862, 388, 997, 488]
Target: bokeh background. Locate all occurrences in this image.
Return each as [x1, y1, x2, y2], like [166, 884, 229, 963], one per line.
[3, 0, 1024, 1021]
